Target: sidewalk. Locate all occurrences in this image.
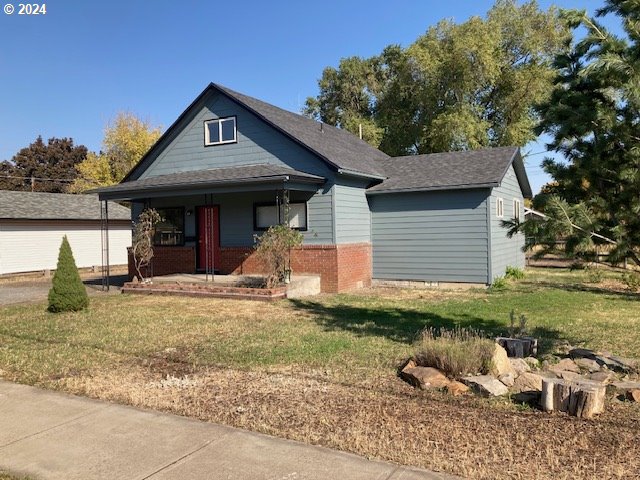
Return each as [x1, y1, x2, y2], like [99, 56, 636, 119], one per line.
[0, 381, 458, 480]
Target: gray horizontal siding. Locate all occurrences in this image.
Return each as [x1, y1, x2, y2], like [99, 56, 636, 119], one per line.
[140, 91, 333, 180]
[334, 178, 371, 244]
[489, 165, 525, 279]
[142, 189, 333, 247]
[370, 190, 490, 283]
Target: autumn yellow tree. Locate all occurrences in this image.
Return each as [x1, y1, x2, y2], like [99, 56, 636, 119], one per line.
[69, 112, 161, 192]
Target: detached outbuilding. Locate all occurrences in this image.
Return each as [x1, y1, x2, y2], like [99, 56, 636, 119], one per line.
[0, 190, 131, 275]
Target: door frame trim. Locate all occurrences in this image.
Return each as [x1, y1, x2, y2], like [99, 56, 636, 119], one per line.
[195, 204, 221, 272]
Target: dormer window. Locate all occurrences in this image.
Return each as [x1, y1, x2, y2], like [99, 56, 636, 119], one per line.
[204, 116, 237, 146]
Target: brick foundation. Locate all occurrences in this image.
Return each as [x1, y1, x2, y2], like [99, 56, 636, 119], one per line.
[128, 246, 196, 279]
[219, 243, 371, 293]
[129, 243, 371, 293]
[336, 243, 372, 291]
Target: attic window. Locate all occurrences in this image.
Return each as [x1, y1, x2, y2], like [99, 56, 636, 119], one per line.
[513, 199, 521, 221]
[496, 197, 504, 218]
[204, 117, 237, 146]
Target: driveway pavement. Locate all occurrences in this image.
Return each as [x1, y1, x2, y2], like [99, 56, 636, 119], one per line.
[0, 275, 127, 306]
[0, 381, 459, 480]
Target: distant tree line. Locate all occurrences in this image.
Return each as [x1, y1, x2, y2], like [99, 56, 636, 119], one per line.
[0, 113, 161, 194]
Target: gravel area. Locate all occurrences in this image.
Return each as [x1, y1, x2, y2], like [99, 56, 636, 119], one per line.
[0, 275, 126, 306]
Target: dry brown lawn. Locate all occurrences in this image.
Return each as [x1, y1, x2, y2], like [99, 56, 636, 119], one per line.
[1, 268, 639, 479]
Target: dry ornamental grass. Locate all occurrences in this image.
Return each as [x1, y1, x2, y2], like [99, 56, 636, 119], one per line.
[415, 327, 495, 377]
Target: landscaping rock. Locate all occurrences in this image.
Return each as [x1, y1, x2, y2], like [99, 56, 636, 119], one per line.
[609, 381, 640, 397]
[445, 381, 470, 396]
[400, 366, 451, 390]
[499, 373, 516, 387]
[462, 375, 509, 397]
[568, 348, 596, 360]
[400, 358, 416, 371]
[549, 358, 581, 374]
[594, 355, 633, 373]
[558, 371, 583, 381]
[511, 372, 544, 393]
[626, 389, 640, 403]
[524, 357, 540, 369]
[569, 348, 637, 374]
[575, 358, 601, 373]
[589, 370, 617, 384]
[490, 344, 516, 377]
[509, 358, 531, 376]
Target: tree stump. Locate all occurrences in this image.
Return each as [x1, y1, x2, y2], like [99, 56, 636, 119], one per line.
[540, 378, 605, 419]
[496, 337, 538, 357]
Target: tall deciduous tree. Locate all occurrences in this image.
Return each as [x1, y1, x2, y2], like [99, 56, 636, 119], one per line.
[70, 112, 161, 192]
[305, 0, 568, 155]
[0, 137, 87, 193]
[535, 0, 640, 265]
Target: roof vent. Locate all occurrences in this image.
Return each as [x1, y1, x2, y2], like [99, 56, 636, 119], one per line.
[320, 122, 323, 133]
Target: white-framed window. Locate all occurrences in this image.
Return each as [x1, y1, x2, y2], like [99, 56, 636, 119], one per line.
[496, 197, 504, 218]
[513, 199, 521, 221]
[204, 116, 237, 146]
[254, 202, 308, 231]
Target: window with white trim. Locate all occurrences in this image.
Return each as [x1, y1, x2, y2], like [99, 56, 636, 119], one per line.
[496, 197, 504, 218]
[254, 202, 308, 231]
[204, 117, 237, 145]
[513, 199, 521, 221]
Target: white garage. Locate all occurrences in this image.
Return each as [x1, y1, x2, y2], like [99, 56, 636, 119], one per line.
[0, 190, 131, 275]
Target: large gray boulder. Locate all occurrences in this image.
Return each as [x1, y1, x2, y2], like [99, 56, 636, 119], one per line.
[462, 375, 509, 397]
[511, 372, 545, 394]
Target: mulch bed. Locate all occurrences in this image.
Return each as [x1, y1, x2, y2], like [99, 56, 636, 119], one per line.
[56, 363, 640, 480]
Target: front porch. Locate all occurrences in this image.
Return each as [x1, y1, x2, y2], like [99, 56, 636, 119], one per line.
[122, 273, 322, 301]
[96, 164, 372, 293]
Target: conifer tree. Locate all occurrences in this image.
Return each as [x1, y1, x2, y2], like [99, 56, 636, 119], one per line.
[47, 236, 89, 312]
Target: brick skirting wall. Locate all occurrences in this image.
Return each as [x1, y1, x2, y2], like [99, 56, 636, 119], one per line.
[220, 243, 371, 293]
[128, 246, 196, 279]
[129, 243, 371, 293]
[335, 243, 372, 291]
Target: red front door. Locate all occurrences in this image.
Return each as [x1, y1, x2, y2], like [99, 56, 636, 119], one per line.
[197, 205, 220, 272]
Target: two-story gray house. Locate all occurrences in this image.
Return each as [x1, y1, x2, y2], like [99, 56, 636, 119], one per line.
[96, 83, 531, 292]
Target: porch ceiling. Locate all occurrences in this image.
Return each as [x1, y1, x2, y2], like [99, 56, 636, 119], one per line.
[92, 164, 325, 201]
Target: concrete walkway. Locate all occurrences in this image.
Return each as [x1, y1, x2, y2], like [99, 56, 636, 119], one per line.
[0, 381, 458, 480]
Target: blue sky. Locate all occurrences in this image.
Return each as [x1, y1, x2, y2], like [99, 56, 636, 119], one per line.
[0, 0, 620, 193]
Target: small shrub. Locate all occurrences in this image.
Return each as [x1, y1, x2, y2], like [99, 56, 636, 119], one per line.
[585, 266, 605, 284]
[132, 208, 162, 282]
[47, 236, 89, 313]
[622, 271, 640, 292]
[490, 276, 508, 290]
[254, 224, 304, 288]
[507, 309, 528, 338]
[505, 266, 525, 280]
[414, 326, 495, 378]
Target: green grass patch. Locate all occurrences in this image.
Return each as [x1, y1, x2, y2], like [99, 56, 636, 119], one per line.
[0, 268, 638, 387]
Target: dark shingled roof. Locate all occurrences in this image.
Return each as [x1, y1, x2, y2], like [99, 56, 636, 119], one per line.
[215, 84, 388, 178]
[95, 164, 325, 197]
[0, 190, 130, 221]
[368, 147, 532, 197]
[122, 83, 388, 182]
